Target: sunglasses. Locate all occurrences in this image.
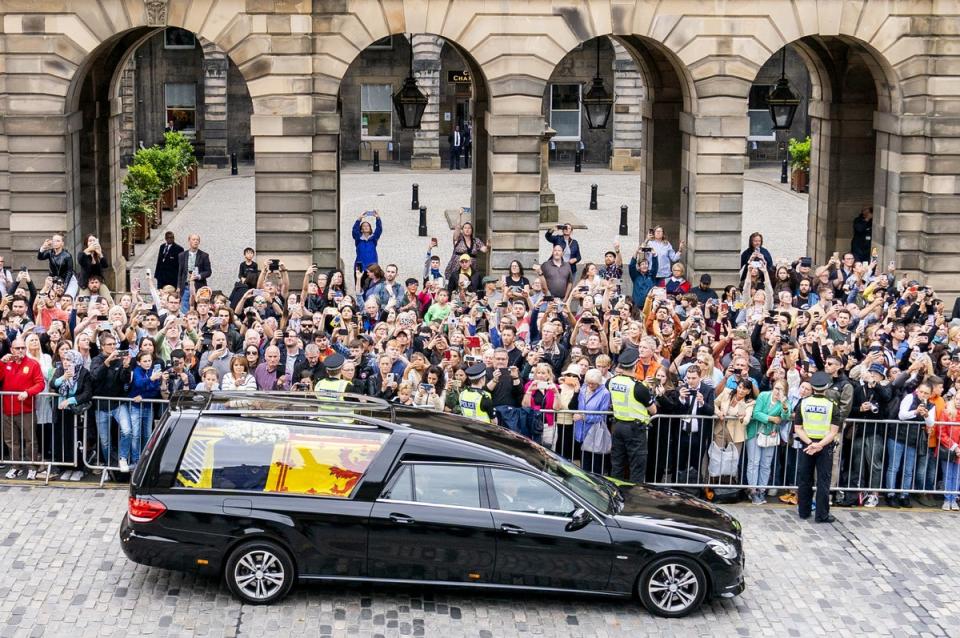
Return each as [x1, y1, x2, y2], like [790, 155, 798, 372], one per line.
[245, 350, 258, 355]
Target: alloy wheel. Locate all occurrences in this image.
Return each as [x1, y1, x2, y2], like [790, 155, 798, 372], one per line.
[646, 562, 700, 614]
[233, 549, 286, 601]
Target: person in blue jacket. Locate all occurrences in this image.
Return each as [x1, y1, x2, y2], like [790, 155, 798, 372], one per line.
[352, 209, 383, 271]
[116, 351, 163, 472]
[628, 245, 659, 308]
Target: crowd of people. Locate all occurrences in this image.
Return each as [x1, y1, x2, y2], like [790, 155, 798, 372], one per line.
[1, 205, 959, 516]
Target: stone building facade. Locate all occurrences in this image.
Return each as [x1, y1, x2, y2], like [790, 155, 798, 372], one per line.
[0, 0, 956, 299]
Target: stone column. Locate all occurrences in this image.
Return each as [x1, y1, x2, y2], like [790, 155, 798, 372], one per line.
[682, 105, 748, 286]
[487, 110, 544, 272]
[539, 126, 558, 223]
[117, 57, 137, 167]
[410, 34, 442, 169]
[0, 120, 8, 255]
[201, 39, 229, 168]
[610, 41, 643, 172]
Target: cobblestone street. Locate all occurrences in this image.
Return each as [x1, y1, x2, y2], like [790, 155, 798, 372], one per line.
[0, 484, 956, 637]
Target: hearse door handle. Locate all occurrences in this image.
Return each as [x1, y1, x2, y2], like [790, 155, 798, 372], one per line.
[389, 513, 415, 525]
[500, 523, 526, 536]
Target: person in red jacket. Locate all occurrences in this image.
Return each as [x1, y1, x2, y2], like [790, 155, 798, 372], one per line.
[1, 337, 47, 478]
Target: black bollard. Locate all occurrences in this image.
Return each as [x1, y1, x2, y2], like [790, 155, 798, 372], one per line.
[230, 153, 238, 176]
[619, 204, 628, 236]
[781, 158, 788, 184]
[418, 206, 428, 237]
[411, 183, 419, 210]
[373, 150, 380, 172]
[589, 183, 598, 210]
[574, 149, 582, 173]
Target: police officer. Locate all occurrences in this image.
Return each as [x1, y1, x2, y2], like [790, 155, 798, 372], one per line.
[607, 348, 657, 482]
[314, 354, 349, 398]
[794, 371, 843, 523]
[459, 363, 494, 423]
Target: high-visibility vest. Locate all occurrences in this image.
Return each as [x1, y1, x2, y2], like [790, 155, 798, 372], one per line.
[608, 374, 651, 423]
[800, 395, 834, 440]
[315, 378, 349, 401]
[459, 388, 492, 423]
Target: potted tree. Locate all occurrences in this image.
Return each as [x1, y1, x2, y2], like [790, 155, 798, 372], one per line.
[134, 146, 179, 211]
[120, 187, 147, 257]
[164, 131, 195, 197]
[789, 136, 811, 193]
[123, 163, 161, 234]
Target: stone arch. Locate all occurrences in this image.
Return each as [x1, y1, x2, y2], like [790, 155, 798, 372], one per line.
[738, 32, 903, 268]
[52, 4, 263, 286]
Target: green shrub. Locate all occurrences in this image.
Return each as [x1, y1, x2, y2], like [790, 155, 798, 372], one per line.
[788, 136, 811, 170]
[164, 130, 197, 171]
[123, 163, 161, 203]
[120, 187, 151, 229]
[133, 146, 179, 190]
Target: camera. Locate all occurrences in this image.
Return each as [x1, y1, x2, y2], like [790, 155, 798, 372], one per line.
[268, 259, 280, 272]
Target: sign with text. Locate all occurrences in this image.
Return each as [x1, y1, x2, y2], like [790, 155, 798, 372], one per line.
[448, 70, 471, 84]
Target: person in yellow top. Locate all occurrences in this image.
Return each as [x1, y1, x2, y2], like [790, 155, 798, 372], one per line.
[606, 348, 657, 482]
[459, 364, 494, 424]
[793, 371, 843, 523]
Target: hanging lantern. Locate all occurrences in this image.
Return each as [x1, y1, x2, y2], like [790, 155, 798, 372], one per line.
[581, 39, 613, 129]
[393, 35, 429, 129]
[767, 48, 800, 131]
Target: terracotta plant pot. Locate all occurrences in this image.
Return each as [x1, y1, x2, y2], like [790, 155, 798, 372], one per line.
[189, 165, 198, 188]
[178, 175, 188, 199]
[151, 199, 161, 229]
[135, 209, 150, 243]
[790, 168, 808, 193]
[162, 187, 176, 210]
[122, 227, 135, 260]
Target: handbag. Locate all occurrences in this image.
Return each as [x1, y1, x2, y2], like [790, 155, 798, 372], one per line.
[707, 441, 740, 478]
[756, 430, 781, 448]
[67, 401, 91, 415]
[581, 421, 612, 454]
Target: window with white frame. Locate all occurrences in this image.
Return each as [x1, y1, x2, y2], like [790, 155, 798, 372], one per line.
[550, 83, 581, 141]
[747, 84, 776, 141]
[164, 83, 197, 132]
[360, 84, 393, 140]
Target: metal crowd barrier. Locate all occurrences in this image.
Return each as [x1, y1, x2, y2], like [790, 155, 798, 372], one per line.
[5, 389, 960, 502]
[528, 408, 960, 503]
[82, 397, 170, 486]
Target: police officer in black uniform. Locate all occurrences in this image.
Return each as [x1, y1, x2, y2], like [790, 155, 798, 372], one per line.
[794, 371, 843, 523]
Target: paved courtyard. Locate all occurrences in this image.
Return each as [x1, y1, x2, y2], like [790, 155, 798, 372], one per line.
[128, 163, 806, 293]
[0, 484, 956, 637]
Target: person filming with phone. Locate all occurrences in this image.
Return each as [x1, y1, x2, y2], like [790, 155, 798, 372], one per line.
[544, 223, 582, 275]
[352, 209, 382, 271]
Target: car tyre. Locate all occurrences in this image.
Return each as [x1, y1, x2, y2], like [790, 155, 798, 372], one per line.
[225, 540, 295, 605]
[637, 555, 707, 618]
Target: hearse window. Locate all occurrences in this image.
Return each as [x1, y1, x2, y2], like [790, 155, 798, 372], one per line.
[382, 464, 481, 509]
[490, 468, 576, 517]
[175, 417, 388, 498]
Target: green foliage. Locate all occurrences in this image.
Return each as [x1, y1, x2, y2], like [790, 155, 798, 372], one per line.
[788, 136, 811, 170]
[120, 187, 151, 230]
[123, 163, 161, 203]
[133, 146, 179, 190]
[164, 130, 197, 171]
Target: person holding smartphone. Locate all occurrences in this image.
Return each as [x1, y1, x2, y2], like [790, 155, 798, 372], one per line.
[544, 223, 582, 275]
[352, 209, 382, 271]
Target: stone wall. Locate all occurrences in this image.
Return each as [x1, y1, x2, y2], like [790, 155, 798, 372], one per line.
[0, 0, 956, 298]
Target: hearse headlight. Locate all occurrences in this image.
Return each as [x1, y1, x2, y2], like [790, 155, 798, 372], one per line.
[707, 539, 738, 560]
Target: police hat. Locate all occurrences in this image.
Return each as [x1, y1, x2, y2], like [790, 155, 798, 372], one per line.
[617, 348, 639, 369]
[465, 363, 487, 381]
[323, 353, 344, 372]
[810, 371, 832, 391]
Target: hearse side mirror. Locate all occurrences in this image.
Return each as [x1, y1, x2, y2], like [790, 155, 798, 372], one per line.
[565, 507, 592, 532]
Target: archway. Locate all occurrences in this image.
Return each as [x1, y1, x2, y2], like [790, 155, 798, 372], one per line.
[741, 44, 813, 266]
[787, 36, 901, 266]
[64, 25, 254, 289]
[335, 33, 490, 278]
